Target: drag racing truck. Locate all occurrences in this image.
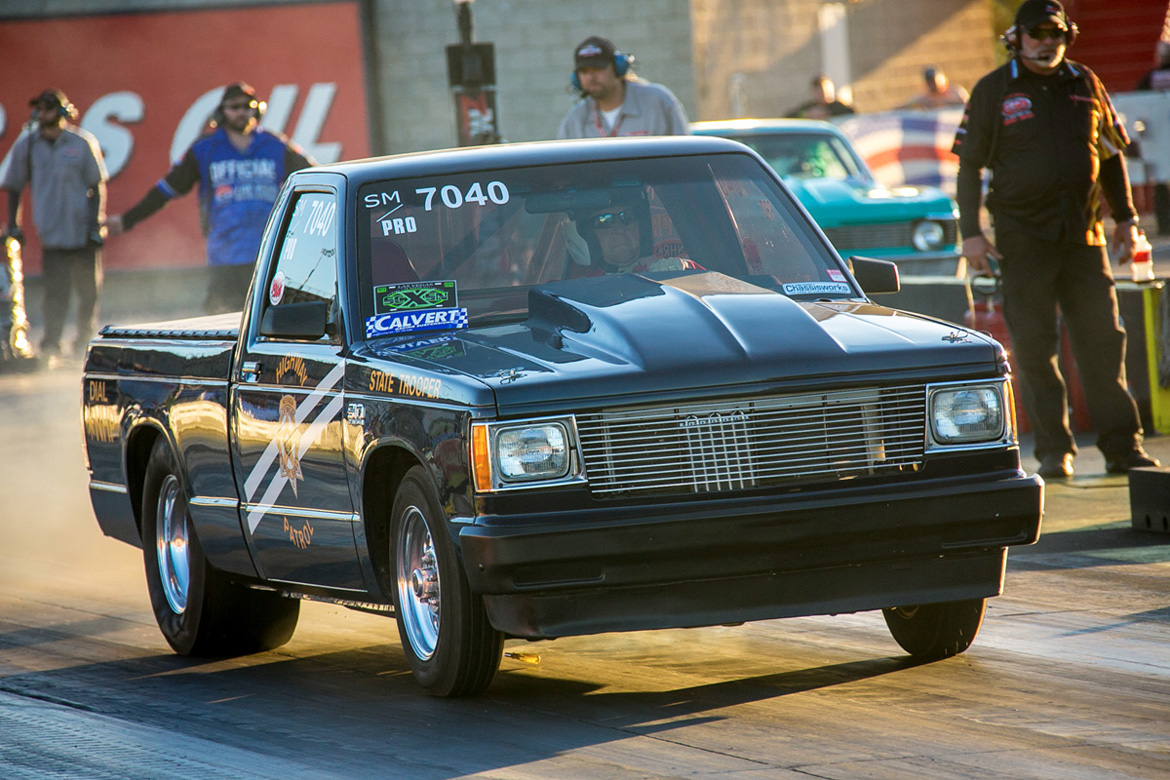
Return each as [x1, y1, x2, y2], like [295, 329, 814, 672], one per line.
[81, 136, 1043, 696]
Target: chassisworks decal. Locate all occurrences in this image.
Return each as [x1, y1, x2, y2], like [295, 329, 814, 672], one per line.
[365, 307, 468, 338]
[782, 282, 853, 296]
[374, 280, 456, 314]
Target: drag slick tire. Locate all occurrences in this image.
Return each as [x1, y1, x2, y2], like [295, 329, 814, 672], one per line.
[142, 437, 299, 656]
[391, 466, 503, 697]
[882, 597, 986, 660]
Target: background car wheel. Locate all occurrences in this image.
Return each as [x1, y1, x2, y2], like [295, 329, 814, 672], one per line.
[882, 597, 986, 660]
[142, 438, 299, 656]
[391, 466, 503, 697]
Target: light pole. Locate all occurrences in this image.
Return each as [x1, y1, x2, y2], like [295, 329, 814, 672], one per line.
[447, 0, 501, 146]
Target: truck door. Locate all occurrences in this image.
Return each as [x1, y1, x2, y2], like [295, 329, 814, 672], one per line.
[232, 187, 365, 591]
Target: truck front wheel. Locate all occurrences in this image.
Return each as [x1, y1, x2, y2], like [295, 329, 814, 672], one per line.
[882, 598, 987, 660]
[391, 466, 503, 696]
[142, 438, 299, 656]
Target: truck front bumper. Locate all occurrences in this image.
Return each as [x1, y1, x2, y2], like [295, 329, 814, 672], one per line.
[459, 472, 1043, 638]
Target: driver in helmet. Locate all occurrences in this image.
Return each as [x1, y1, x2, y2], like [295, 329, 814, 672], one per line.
[568, 191, 700, 275]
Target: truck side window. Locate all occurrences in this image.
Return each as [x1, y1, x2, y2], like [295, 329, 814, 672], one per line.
[263, 191, 339, 326]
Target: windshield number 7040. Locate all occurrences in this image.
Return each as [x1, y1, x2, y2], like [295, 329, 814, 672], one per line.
[416, 181, 510, 211]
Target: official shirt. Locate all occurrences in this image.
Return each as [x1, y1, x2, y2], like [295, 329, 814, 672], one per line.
[143, 127, 312, 267]
[557, 79, 691, 139]
[952, 58, 1130, 245]
[1, 125, 107, 250]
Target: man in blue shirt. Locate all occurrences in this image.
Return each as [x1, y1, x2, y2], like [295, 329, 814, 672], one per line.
[108, 82, 314, 313]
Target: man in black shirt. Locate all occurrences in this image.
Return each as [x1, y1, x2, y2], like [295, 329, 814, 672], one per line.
[952, 0, 1159, 479]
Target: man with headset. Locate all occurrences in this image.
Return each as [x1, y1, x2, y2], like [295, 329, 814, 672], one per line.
[953, 0, 1158, 479]
[107, 82, 315, 313]
[557, 36, 690, 139]
[1, 88, 108, 365]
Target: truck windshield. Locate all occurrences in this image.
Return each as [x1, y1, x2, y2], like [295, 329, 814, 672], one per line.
[356, 152, 853, 332]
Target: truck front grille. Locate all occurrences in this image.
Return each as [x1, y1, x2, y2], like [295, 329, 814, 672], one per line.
[821, 220, 957, 251]
[576, 385, 926, 496]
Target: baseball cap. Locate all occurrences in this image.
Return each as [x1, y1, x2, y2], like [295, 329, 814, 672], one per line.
[220, 81, 259, 106]
[1015, 0, 1069, 31]
[29, 88, 69, 109]
[574, 36, 617, 70]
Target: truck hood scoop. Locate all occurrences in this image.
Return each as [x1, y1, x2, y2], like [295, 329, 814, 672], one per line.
[525, 271, 841, 369]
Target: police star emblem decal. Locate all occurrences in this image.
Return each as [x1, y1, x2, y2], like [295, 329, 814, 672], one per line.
[243, 362, 345, 533]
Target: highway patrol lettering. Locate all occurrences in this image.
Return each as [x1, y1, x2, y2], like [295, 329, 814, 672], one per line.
[284, 517, 315, 549]
[277, 355, 308, 385]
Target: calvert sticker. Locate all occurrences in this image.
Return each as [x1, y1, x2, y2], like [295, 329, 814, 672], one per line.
[374, 280, 457, 314]
[782, 282, 853, 296]
[366, 307, 469, 338]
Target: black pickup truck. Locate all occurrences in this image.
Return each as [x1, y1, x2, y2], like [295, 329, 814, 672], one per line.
[82, 137, 1043, 696]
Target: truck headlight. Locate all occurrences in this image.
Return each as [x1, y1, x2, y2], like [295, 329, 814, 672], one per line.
[929, 384, 1006, 445]
[911, 220, 946, 252]
[471, 417, 583, 491]
[498, 424, 569, 480]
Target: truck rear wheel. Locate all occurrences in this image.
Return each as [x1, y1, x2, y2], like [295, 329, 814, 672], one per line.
[391, 466, 503, 696]
[882, 597, 986, 660]
[142, 438, 299, 656]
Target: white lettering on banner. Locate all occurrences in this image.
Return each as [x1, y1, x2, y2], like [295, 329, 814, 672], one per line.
[80, 92, 144, 178]
[0, 127, 31, 184]
[171, 86, 224, 164]
[290, 83, 341, 163]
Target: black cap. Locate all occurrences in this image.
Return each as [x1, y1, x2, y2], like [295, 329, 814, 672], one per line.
[29, 88, 69, 109]
[574, 36, 617, 70]
[220, 81, 259, 106]
[1016, 0, 1069, 31]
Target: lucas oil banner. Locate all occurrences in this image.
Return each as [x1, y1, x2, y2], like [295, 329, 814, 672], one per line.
[0, 1, 370, 274]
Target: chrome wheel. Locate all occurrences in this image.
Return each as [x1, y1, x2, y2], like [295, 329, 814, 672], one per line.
[154, 473, 190, 614]
[396, 505, 440, 660]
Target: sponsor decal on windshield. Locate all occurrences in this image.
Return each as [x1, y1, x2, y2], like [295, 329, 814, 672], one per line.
[365, 307, 469, 338]
[782, 282, 853, 296]
[374, 280, 457, 314]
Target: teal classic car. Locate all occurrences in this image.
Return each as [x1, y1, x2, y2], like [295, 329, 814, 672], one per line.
[692, 119, 960, 275]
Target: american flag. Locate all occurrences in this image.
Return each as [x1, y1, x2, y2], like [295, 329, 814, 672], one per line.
[836, 109, 965, 197]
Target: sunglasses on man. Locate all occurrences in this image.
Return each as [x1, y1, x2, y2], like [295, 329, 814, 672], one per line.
[589, 209, 636, 230]
[1026, 26, 1067, 42]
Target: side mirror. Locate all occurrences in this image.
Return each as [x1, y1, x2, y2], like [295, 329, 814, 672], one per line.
[260, 300, 330, 340]
[847, 256, 900, 294]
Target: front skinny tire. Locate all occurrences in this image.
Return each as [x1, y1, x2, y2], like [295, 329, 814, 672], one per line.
[391, 466, 503, 696]
[882, 598, 987, 660]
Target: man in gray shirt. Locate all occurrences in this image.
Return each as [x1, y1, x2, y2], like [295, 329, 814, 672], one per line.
[557, 36, 690, 139]
[2, 89, 108, 363]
